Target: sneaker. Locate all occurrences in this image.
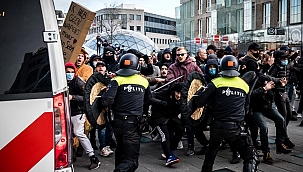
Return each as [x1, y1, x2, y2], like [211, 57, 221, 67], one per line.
[161, 153, 166, 159]
[284, 138, 295, 148]
[230, 152, 241, 164]
[290, 116, 298, 121]
[106, 146, 114, 155]
[196, 145, 208, 155]
[297, 113, 302, 118]
[186, 148, 195, 156]
[263, 152, 274, 164]
[276, 144, 292, 154]
[101, 146, 111, 157]
[177, 141, 183, 150]
[165, 154, 180, 167]
[89, 156, 101, 170]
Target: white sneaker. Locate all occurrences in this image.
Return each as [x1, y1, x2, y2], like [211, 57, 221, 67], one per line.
[177, 141, 183, 150]
[297, 113, 302, 118]
[106, 146, 114, 155]
[101, 146, 111, 157]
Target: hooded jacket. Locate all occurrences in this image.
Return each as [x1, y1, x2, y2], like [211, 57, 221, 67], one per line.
[155, 48, 173, 67]
[103, 47, 119, 73]
[204, 59, 219, 84]
[65, 62, 86, 116]
[167, 57, 202, 82]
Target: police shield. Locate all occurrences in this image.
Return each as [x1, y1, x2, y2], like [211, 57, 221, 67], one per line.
[84, 73, 110, 127]
[181, 72, 206, 126]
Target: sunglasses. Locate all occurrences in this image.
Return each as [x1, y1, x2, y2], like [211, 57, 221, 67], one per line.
[176, 53, 186, 57]
[105, 52, 113, 55]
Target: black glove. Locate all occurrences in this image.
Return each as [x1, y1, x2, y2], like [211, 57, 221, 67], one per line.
[160, 101, 168, 107]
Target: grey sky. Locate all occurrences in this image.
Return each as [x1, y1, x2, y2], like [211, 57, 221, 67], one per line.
[53, 0, 181, 18]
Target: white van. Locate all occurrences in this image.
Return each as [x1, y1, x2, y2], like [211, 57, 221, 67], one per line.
[0, 0, 73, 171]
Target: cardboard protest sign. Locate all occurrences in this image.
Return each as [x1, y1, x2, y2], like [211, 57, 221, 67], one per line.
[60, 1, 95, 62]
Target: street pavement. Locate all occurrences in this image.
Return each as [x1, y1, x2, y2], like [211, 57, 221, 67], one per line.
[74, 99, 303, 172]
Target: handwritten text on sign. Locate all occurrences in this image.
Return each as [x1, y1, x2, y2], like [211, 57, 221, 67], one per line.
[60, 2, 95, 62]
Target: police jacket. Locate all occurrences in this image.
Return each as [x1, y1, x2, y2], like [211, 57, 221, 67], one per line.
[68, 76, 86, 116]
[192, 76, 249, 122]
[100, 74, 152, 116]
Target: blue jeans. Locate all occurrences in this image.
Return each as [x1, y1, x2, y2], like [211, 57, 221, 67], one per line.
[286, 83, 295, 104]
[253, 104, 286, 153]
[98, 123, 114, 149]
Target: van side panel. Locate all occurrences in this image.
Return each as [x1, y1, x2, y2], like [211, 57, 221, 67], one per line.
[0, 98, 54, 171]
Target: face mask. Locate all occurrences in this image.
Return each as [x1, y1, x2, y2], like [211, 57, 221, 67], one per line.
[209, 68, 216, 75]
[66, 73, 75, 80]
[252, 53, 259, 58]
[281, 60, 288, 66]
[93, 61, 98, 67]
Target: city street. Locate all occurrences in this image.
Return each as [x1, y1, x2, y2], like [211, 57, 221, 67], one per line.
[74, 100, 303, 172]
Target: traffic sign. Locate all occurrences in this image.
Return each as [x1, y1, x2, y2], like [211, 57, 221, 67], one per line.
[222, 36, 228, 41]
[213, 35, 220, 42]
[195, 37, 201, 44]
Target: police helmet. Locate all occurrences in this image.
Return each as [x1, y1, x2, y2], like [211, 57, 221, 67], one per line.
[116, 53, 139, 76]
[219, 55, 240, 77]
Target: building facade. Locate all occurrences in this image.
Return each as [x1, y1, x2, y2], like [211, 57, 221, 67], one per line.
[178, 0, 302, 53]
[88, 4, 179, 50]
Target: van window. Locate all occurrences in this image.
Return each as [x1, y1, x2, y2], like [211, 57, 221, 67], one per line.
[0, 0, 52, 97]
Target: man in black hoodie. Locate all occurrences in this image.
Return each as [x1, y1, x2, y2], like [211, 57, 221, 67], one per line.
[102, 47, 119, 73]
[156, 48, 173, 67]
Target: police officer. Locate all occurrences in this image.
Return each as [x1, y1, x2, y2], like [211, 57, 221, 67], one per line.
[191, 55, 255, 172]
[100, 53, 152, 172]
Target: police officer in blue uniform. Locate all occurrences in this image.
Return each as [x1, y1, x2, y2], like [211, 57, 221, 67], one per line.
[191, 55, 255, 172]
[101, 53, 152, 172]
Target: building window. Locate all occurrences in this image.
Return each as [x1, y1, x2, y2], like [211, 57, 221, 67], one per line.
[226, 0, 231, 7]
[279, 0, 287, 26]
[237, 0, 243, 4]
[136, 14, 141, 20]
[129, 14, 134, 20]
[137, 26, 141, 32]
[198, 19, 202, 37]
[226, 12, 231, 34]
[244, 1, 252, 31]
[130, 26, 134, 31]
[206, 17, 211, 36]
[198, 0, 203, 14]
[290, 0, 301, 23]
[237, 9, 243, 33]
[263, 3, 271, 28]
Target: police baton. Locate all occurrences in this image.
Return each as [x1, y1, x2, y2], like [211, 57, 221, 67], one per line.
[152, 75, 183, 93]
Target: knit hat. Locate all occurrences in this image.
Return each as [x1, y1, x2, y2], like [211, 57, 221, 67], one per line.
[225, 46, 234, 53]
[65, 62, 77, 79]
[171, 82, 184, 92]
[103, 47, 115, 54]
[163, 48, 172, 55]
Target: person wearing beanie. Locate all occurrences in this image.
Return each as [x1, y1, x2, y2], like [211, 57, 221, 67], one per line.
[156, 48, 173, 68]
[65, 62, 101, 170]
[103, 46, 119, 73]
[268, 50, 297, 148]
[89, 54, 102, 70]
[204, 59, 219, 83]
[224, 46, 235, 56]
[149, 82, 184, 167]
[75, 48, 93, 82]
[207, 45, 216, 54]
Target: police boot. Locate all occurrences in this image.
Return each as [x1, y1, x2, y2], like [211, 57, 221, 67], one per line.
[201, 164, 212, 172]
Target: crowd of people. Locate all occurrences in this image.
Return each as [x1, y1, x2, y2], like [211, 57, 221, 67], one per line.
[66, 41, 303, 171]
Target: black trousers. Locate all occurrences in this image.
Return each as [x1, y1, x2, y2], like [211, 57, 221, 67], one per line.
[156, 119, 184, 158]
[202, 121, 254, 172]
[112, 116, 141, 172]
